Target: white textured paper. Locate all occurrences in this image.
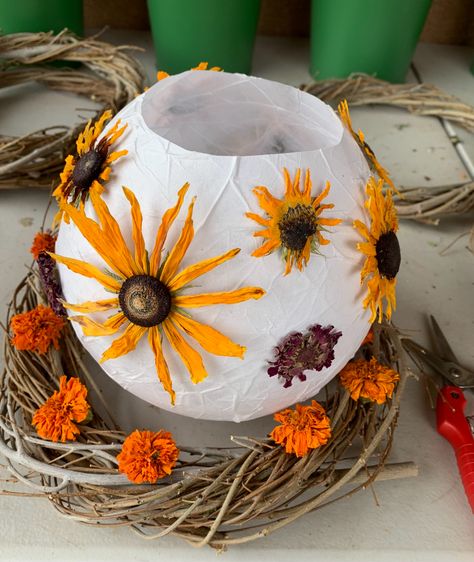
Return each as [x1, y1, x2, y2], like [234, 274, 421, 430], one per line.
[56, 71, 372, 422]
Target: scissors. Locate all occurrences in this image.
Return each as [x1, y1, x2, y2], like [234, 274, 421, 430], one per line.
[403, 315, 474, 513]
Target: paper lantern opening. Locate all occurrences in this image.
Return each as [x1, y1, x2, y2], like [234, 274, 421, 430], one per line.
[141, 71, 344, 156]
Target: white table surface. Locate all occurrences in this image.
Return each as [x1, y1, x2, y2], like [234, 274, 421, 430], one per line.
[1, 32, 474, 561]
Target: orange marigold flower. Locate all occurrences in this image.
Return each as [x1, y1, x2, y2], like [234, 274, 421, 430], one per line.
[270, 400, 332, 457]
[117, 429, 179, 484]
[30, 230, 56, 260]
[10, 305, 65, 354]
[339, 357, 400, 404]
[32, 376, 90, 442]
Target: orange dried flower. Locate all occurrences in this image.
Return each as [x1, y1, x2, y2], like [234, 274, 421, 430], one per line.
[270, 400, 332, 457]
[117, 429, 179, 484]
[339, 357, 400, 404]
[32, 376, 90, 442]
[30, 230, 56, 260]
[10, 305, 65, 354]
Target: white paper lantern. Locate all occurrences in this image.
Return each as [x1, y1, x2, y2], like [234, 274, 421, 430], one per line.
[56, 70, 372, 422]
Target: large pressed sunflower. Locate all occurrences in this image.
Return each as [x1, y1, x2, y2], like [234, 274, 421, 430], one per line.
[354, 176, 401, 323]
[338, 100, 399, 195]
[53, 110, 127, 221]
[246, 168, 341, 275]
[50, 185, 265, 404]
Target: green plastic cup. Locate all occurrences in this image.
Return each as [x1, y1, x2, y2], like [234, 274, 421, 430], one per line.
[310, 0, 432, 83]
[147, 0, 261, 74]
[0, 0, 83, 35]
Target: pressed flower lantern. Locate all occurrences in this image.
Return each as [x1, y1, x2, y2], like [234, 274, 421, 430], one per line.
[55, 70, 397, 422]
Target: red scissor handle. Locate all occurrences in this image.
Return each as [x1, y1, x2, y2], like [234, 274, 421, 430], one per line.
[436, 385, 474, 513]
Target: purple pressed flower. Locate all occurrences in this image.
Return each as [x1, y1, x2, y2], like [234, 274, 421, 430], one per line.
[268, 324, 342, 388]
[37, 252, 66, 317]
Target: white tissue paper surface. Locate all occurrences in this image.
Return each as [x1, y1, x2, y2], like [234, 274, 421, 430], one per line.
[56, 70, 372, 422]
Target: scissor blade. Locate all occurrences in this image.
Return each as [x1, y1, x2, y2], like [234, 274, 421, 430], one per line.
[430, 315, 458, 363]
[402, 339, 447, 379]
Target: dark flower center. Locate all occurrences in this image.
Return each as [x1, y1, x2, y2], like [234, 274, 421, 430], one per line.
[119, 275, 171, 327]
[279, 204, 317, 251]
[71, 149, 106, 190]
[376, 231, 401, 280]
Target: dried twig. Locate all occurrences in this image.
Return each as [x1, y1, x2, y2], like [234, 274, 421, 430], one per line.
[303, 74, 474, 131]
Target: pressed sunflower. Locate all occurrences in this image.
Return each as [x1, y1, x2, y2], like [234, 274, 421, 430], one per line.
[50, 184, 265, 405]
[30, 230, 56, 260]
[354, 176, 401, 323]
[157, 61, 222, 81]
[10, 304, 65, 354]
[339, 357, 400, 404]
[270, 400, 331, 457]
[32, 376, 91, 442]
[338, 100, 398, 194]
[117, 429, 179, 484]
[246, 168, 341, 275]
[53, 110, 127, 221]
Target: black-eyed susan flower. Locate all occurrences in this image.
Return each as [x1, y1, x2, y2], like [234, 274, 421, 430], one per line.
[53, 110, 127, 221]
[50, 184, 265, 405]
[246, 168, 341, 275]
[354, 177, 401, 323]
[338, 100, 398, 194]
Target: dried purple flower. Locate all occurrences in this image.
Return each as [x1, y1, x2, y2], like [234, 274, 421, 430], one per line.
[37, 252, 66, 317]
[268, 324, 342, 388]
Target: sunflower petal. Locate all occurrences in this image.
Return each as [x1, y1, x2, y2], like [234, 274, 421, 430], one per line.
[245, 212, 271, 227]
[49, 252, 121, 292]
[59, 200, 132, 279]
[123, 186, 148, 273]
[70, 312, 126, 336]
[64, 298, 119, 313]
[162, 320, 208, 384]
[251, 239, 279, 258]
[90, 190, 138, 276]
[168, 248, 240, 292]
[318, 217, 342, 226]
[100, 322, 146, 363]
[149, 182, 190, 276]
[160, 198, 195, 284]
[312, 181, 331, 208]
[303, 169, 312, 202]
[174, 287, 265, 309]
[106, 149, 128, 165]
[172, 312, 245, 358]
[253, 186, 282, 216]
[148, 326, 175, 404]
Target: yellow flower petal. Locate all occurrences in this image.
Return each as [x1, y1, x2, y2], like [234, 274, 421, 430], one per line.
[251, 239, 279, 257]
[123, 186, 148, 274]
[168, 248, 240, 292]
[149, 182, 190, 276]
[148, 326, 175, 405]
[100, 322, 146, 363]
[162, 320, 208, 384]
[245, 212, 271, 227]
[49, 252, 121, 292]
[59, 199, 133, 279]
[172, 312, 245, 358]
[174, 287, 265, 309]
[160, 198, 195, 284]
[70, 312, 126, 336]
[90, 190, 138, 276]
[64, 298, 119, 313]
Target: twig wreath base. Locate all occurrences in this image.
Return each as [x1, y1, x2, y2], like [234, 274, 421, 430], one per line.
[0, 30, 146, 190]
[0, 265, 415, 548]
